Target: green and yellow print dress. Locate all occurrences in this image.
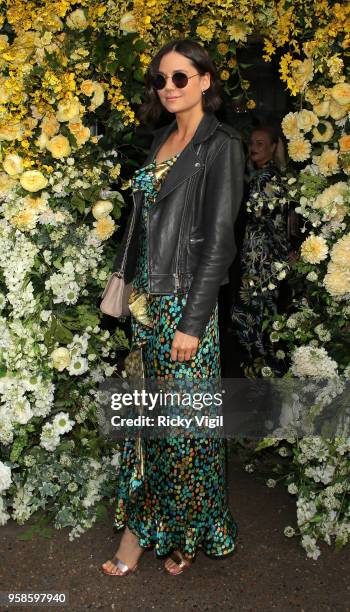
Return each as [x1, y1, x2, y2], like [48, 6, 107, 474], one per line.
[114, 153, 238, 560]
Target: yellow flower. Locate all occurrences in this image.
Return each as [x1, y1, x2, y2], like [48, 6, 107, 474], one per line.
[246, 99, 256, 110]
[93, 215, 116, 240]
[80, 80, 95, 96]
[217, 43, 229, 55]
[51, 347, 71, 371]
[296, 110, 319, 133]
[89, 83, 105, 111]
[0, 121, 24, 142]
[301, 235, 328, 264]
[46, 135, 71, 159]
[120, 12, 138, 33]
[313, 99, 330, 117]
[40, 114, 60, 137]
[281, 113, 300, 140]
[196, 24, 215, 42]
[329, 99, 348, 120]
[331, 82, 350, 106]
[331, 233, 350, 267]
[3, 153, 24, 176]
[227, 57, 237, 69]
[109, 163, 121, 179]
[66, 9, 88, 31]
[227, 20, 250, 43]
[10, 209, 37, 231]
[315, 148, 339, 176]
[20, 170, 48, 192]
[312, 121, 334, 143]
[0, 172, 16, 196]
[24, 195, 47, 213]
[313, 182, 348, 221]
[339, 135, 350, 152]
[56, 97, 80, 122]
[220, 70, 230, 81]
[288, 138, 311, 162]
[324, 262, 350, 297]
[69, 121, 90, 146]
[92, 200, 114, 220]
[291, 58, 314, 91]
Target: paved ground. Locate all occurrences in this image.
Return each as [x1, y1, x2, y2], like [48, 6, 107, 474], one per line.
[1, 455, 349, 612]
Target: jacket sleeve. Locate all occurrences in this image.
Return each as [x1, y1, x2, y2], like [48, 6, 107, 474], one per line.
[176, 134, 245, 339]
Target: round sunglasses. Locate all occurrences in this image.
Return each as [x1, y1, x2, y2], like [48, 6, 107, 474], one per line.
[151, 71, 200, 90]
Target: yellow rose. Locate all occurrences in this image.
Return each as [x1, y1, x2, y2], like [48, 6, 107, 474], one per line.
[282, 113, 300, 140]
[0, 121, 24, 141]
[297, 109, 319, 133]
[66, 8, 88, 31]
[51, 347, 71, 371]
[328, 99, 348, 120]
[120, 12, 137, 33]
[69, 123, 90, 146]
[312, 121, 334, 143]
[46, 135, 71, 159]
[301, 235, 328, 264]
[0, 172, 16, 195]
[92, 200, 114, 220]
[41, 114, 60, 137]
[20, 170, 48, 192]
[331, 82, 350, 106]
[315, 148, 339, 176]
[80, 79, 95, 96]
[3, 153, 24, 176]
[220, 70, 230, 81]
[324, 262, 350, 297]
[339, 135, 350, 152]
[313, 99, 330, 117]
[288, 138, 311, 162]
[10, 209, 37, 231]
[24, 195, 47, 213]
[93, 215, 116, 240]
[89, 83, 105, 111]
[331, 233, 350, 267]
[36, 132, 50, 150]
[56, 97, 81, 122]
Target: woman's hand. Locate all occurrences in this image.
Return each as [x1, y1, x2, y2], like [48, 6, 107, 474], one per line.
[171, 330, 199, 362]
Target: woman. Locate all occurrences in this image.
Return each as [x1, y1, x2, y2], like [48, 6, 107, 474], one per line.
[231, 124, 289, 376]
[102, 39, 244, 576]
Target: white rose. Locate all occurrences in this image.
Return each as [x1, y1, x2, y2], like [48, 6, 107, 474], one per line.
[51, 347, 71, 371]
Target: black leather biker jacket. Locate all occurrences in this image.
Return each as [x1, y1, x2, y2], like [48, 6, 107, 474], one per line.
[112, 111, 245, 340]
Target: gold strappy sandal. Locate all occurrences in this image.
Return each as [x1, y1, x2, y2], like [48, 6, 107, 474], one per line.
[164, 550, 192, 576]
[101, 555, 138, 576]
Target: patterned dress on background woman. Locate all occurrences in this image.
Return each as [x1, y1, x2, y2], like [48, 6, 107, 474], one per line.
[113, 153, 238, 560]
[231, 159, 289, 375]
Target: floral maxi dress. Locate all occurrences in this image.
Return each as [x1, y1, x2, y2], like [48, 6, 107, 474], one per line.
[114, 153, 238, 560]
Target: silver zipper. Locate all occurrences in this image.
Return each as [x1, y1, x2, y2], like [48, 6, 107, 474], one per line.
[117, 192, 137, 277]
[173, 143, 202, 293]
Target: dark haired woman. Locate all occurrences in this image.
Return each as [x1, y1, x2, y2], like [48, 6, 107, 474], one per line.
[102, 39, 244, 576]
[231, 124, 290, 376]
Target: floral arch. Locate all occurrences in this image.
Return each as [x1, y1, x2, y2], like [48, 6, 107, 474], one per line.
[0, 1, 349, 558]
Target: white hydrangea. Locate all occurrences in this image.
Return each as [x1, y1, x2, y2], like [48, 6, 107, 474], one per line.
[0, 461, 12, 493]
[290, 345, 338, 378]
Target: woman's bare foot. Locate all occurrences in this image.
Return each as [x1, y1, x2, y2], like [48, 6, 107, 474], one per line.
[102, 527, 145, 575]
[164, 550, 192, 575]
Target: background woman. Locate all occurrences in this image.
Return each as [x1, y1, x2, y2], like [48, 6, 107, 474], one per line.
[101, 39, 244, 576]
[231, 124, 290, 375]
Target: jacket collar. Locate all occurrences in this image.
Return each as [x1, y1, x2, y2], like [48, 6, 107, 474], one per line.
[152, 111, 220, 149]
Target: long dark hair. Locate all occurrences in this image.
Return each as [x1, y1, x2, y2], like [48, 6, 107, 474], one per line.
[138, 38, 223, 126]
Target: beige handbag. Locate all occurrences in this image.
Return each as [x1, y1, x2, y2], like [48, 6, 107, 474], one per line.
[100, 272, 133, 318]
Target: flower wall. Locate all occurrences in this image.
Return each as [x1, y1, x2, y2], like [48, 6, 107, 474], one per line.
[0, 0, 349, 557]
